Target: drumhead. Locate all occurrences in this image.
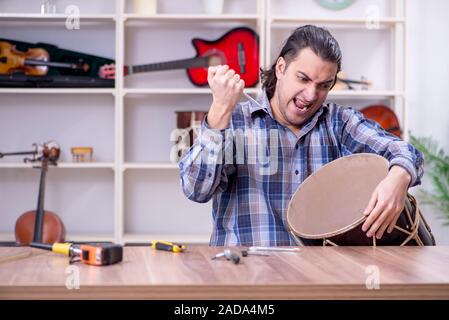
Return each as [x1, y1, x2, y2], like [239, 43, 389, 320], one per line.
[287, 153, 389, 239]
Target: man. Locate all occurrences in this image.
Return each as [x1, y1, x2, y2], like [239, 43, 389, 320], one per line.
[179, 25, 423, 246]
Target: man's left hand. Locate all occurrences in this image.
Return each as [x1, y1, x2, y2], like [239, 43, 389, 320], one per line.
[362, 165, 412, 239]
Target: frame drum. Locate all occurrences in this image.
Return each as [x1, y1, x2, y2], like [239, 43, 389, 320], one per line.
[287, 154, 435, 246]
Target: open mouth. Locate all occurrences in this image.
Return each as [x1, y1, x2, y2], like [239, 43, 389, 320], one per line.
[293, 97, 313, 111]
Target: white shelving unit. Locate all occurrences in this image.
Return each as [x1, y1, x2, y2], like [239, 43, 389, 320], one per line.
[0, 0, 406, 245]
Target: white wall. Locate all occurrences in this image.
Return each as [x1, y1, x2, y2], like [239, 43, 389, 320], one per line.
[407, 0, 449, 244]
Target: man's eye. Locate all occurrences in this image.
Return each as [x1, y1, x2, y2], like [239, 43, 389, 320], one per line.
[298, 77, 308, 82]
[320, 83, 332, 90]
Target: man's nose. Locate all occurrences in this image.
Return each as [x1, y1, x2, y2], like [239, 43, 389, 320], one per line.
[303, 84, 317, 102]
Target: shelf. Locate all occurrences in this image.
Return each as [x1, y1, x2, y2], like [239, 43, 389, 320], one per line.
[270, 17, 405, 28]
[0, 163, 115, 169]
[123, 13, 259, 23]
[0, 87, 261, 99]
[123, 163, 178, 170]
[0, 88, 115, 95]
[123, 87, 260, 96]
[0, 88, 258, 97]
[122, 88, 401, 98]
[0, 13, 116, 22]
[58, 163, 115, 169]
[0, 233, 14, 243]
[327, 90, 404, 98]
[65, 234, 116, 243]
[0, 233, 115, 243]
[122, 233, 210, 244]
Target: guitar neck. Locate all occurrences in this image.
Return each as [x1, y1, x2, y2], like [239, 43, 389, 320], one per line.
[128, 56, 210, 75]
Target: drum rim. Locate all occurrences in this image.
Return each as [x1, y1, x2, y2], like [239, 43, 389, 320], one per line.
[289, 215, 367, 239]
[287, 153, 388, 239]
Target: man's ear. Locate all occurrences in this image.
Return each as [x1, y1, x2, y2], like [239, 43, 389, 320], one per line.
[275, 57, 286, 79]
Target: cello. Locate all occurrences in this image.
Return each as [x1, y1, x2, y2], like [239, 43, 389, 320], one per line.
[361, 105, 402, 138]
[0, 141, 65, 245]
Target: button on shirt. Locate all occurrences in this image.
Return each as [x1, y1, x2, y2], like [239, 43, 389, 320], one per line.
[179, 91, 424, 246]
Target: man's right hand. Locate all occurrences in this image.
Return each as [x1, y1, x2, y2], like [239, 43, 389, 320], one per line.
[206, 65, 245, 129]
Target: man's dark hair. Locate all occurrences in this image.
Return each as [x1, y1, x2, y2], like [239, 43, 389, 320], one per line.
[261, 25, 342, 100]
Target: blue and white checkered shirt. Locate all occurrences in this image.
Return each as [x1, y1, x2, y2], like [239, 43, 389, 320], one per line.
[179, 91, 424, 246]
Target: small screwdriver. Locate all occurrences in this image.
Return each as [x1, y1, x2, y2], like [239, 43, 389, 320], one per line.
[248, 246, 300, 252]
[151, 241, 186, 253]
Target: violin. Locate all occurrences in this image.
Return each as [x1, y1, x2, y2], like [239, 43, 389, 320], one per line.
[0, 41, 89, 76]
[331, 71, 372, 91]
[0, 141, 66, 245]
[361, 105, 402, 138]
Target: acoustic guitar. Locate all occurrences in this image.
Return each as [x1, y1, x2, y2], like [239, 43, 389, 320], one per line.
[99, 27, 260, 87]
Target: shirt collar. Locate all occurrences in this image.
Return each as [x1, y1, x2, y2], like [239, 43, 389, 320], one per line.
[245, 90, 271, 116]
[248, 89, 329, 121]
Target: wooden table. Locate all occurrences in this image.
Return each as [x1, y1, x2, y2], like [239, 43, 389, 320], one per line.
[1, 245, 449, 299]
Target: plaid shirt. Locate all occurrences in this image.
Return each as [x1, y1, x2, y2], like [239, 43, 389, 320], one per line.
[179, 91, 424, 246]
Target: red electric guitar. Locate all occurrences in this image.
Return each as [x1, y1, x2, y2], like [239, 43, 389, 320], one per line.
[99, 27, 259, 87]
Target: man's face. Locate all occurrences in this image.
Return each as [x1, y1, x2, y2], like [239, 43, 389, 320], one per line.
[271, 47, 338, 132]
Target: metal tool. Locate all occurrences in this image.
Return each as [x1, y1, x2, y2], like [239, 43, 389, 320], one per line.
[212, 249, 240, 264]
[241, 250, 269, 257]
[151, 240, 186, 253]
[30, 242, 123, 266]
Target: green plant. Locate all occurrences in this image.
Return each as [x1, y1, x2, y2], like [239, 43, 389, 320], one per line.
[410, 135, 449, 225]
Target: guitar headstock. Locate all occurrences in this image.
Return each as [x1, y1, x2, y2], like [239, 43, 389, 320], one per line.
[98, 63, 116, 79]
[98, 64, 129, 78]
[80, 62, 90, 73]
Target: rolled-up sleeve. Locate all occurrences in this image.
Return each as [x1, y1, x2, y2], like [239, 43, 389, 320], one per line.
[337, 108, 424, 187]
[179, 118, 236, 203]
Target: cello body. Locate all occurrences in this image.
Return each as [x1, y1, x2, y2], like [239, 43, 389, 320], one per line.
[361, 105, 402, 138]
[9, 142, 66, 245]
[15, 210, 65, 245]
